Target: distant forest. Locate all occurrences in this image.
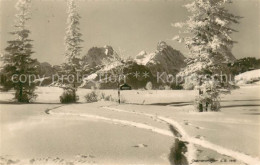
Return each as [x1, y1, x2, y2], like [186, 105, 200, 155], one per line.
[228, 57, 260, 75]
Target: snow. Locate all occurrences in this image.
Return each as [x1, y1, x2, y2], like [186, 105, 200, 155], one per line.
[80, 73, 98, 87]
[101, 61, 122, 71]
[104, 45, 109, 55]
[216, 17, 227, 26]
[1, 85, 260, 164]
[235, 69, 260, 85]
[84, 73, 98, 81]
[104, 49, 108, 55]
[134, 51, 156, 65]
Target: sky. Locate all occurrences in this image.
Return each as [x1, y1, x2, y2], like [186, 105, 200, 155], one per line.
[0, 0, 260, 65]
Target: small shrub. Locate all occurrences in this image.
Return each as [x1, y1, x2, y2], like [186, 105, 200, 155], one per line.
[182, 75, 199, 90]
[85, 91, 99, 103]
[182, 81, 195, 90]
[99, 92, 106, 100]
[15, 90, 37, 103]
[164, 85, 171, 90]
[170, 83, 183, 90]
[145, 81, 153, 90]
[194, 81, 221, 112]
[105, 95, 114, 101]
[99, 92, 115, 101]
[158, 85, 165, 90]
[60, 90, 78, 104]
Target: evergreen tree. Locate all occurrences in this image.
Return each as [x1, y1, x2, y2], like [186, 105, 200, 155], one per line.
[0, 0, 37, 103]
[174, 0, 241, 111]
[60, 0, 83, 103]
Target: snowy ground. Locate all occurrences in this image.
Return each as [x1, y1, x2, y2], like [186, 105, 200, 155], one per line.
[235, 69, 260, 85]
[0, 85, 260, 165]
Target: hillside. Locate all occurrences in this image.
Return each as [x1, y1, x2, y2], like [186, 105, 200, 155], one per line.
[235, 69, 260, 85]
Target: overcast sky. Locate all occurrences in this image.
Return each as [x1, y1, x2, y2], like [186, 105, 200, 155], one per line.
[0, 0, 260, 65]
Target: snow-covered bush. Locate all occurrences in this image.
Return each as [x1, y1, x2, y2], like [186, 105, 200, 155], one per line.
[15, 90, 38, 103]
[182, 81, 195, 90]
[60, 89, 79, 103]
[170, 83, 183, 90]
[145, 81, 153, 90]
[100, 92, 114, 101]
[164, 85, 171, 90]
[158, 85, 171, 90]
[85, 91, 99, 103]
[182, 75, 199, 90]
[194, 80, 221, 112]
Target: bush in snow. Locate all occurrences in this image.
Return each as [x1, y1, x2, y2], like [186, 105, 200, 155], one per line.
[182, 81, 195, 90]
[164, 85, 171, 90]
[60, 89, 79, 104]
[99, 92, 113, 101]
[182, 75, 199, 90]
[145, 81, 153, 90]
[170, 83, 183, 90]
[85, 91, 99, 103]
[194, 80, 221, 112]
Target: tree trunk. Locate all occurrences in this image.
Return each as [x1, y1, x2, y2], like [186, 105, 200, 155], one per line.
[205, 102, 209, 112]
[118, 83, 120, 104]
[73, 83, 76, 102]
[18, 83, 23, 102]
[199, 78, 203, 112]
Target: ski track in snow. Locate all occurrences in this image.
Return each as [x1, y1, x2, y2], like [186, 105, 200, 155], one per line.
[49, 109, 173, 137]
[102, 106, 260, 165]
[48, 105, 260, 165]
[101, 106, 196, 164]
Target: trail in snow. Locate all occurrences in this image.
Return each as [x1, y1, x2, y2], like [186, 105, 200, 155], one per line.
[47, 105, 260, 165]
[49, 109, 173, 137]
[101, 106, 196, 163]
[48, 107, 192, 163]
[102, 106, 260, 165]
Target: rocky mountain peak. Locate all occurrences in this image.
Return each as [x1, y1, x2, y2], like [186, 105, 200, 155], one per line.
[82, 45, 115, 68]
[134, 41, 186, 76]
[157, 41, 168, 51]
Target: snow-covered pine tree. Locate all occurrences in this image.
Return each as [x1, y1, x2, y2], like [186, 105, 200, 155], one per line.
[174, 0, 241, 111]
[0, 0, 38, 103]
[60, 0, 83, 103]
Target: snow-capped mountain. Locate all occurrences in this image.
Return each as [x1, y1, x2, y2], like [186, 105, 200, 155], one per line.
[81, 45, 115, 69]
[135, 51, 156, 65]
[134, 41, 186, 76]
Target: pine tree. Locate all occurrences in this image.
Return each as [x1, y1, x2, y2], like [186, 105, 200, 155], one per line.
[174, 0, 241, 111]
[0, 0, 38, 103]
[60, 0, 83, 103]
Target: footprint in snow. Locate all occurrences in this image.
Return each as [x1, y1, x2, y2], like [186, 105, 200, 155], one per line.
[184, 121, 191, 125]
[75, 154, 95, 159]
[195, 135, 205, 140]
[132, 144, 148, 148]
[184, 121, 204, 129]
[195, 126, 204, 129]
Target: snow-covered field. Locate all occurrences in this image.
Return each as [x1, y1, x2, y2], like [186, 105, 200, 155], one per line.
[0, 85, 260, 165]
[235, 69, 260, 85]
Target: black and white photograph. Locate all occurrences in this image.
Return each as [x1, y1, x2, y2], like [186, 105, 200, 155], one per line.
[0, 0, 260, 164]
